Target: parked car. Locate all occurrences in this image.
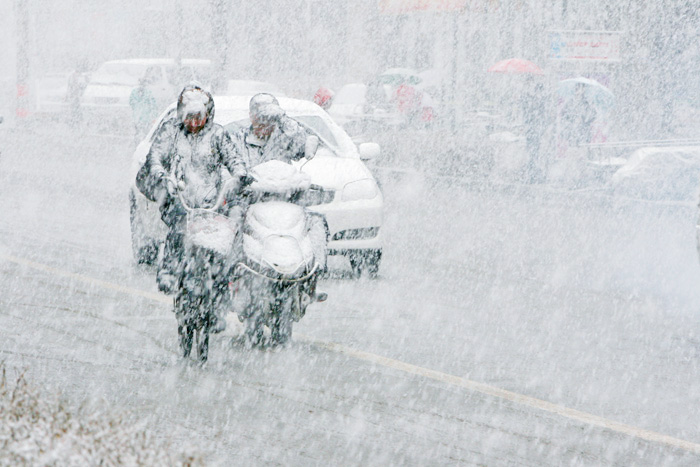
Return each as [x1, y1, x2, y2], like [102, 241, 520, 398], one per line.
[81, 58, 212, 129]
[328, 79, 436, 142]
[129, 95, 384, 277]
[611, 146, 700, 201]
[609, 145, 700, 265]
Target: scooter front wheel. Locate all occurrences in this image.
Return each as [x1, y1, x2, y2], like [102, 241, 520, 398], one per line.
[244, 314, 264, 348]
[196, 327, 210, 363]
[270, 300, 293, 346]
[178, 324, 193, 358]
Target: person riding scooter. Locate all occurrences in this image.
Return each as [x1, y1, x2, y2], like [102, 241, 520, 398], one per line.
[237, 93, 328, 300]
[137, 83, 247, 331]
[239, 93, 308, 166]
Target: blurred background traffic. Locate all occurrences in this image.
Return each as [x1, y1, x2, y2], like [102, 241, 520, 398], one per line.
[2, 0, 699, 182]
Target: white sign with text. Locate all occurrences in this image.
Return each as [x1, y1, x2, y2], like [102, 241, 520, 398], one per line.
[548, 30, 622, 62]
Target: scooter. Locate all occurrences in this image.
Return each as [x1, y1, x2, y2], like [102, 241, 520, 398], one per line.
[232, 137, 326, 347]
[166, 177, 241, 363]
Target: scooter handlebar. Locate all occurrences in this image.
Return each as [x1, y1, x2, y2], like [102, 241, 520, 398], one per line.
[163, 176, 235, 213]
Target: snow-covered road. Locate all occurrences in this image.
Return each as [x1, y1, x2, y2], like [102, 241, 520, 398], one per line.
[1, 127, 700, 465]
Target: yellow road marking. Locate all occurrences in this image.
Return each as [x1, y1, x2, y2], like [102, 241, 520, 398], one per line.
[3, 251, 700, 455]
[309, 339, 700, 454]
[3, 253, 168, 304]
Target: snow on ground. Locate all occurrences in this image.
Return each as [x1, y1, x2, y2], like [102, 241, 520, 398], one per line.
[0, 363, 203, 466]
[1, 126, 700, 464]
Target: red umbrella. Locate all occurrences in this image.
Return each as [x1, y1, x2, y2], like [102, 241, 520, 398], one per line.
[488, 58, 544, 75]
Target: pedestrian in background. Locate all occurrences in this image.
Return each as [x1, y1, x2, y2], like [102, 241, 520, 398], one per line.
[129, 67, 160, 143]
[313, 86, 334, 111]
[560, 83, 596, 150]
[520, 78, 549, 183]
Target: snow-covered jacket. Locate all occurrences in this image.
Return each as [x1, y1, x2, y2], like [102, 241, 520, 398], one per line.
[143, 84, 246, 208]
[237, 115, 308, 169]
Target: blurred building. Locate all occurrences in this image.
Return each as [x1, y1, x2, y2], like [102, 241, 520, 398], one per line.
[3, 0, 698, 135]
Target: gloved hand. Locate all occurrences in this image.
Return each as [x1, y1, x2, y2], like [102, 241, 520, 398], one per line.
[239, 173, 255, 188]
[166, 181, 178, 197]
[158, 173, 177, 197]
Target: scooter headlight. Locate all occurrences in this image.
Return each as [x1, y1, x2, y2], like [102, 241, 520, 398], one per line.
[341, 178, 379, 202]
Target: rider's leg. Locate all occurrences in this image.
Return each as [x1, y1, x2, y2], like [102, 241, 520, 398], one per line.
[157, 199, 186, 295]
[210, 274, 230, 333]
[307, 214, 327, 273]
[307, 214, 328, 301]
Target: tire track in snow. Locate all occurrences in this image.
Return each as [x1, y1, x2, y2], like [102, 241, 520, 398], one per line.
[2, 251, 700, 456]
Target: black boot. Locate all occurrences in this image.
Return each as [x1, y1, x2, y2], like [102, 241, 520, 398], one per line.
[157, 225, 184, 295]
[308, 271, 328, 302]
[157, 269, 178, 295]
[211, 314, 227, 333]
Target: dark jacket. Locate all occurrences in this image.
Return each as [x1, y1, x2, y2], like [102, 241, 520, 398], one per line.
[561, 95, 596, 146]
[521, 84, 548, 139]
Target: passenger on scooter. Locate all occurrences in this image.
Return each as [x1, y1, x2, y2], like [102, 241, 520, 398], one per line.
[239, 93, 308, 166]
[238, 93, 328, 299]
[139, 83, 247, 311]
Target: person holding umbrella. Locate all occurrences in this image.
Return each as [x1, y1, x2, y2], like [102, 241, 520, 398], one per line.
[488, 58, 549, 182]
[520, 77, 550, 183]
[552, 79, 607, 186]
[560, 82, 596, 148]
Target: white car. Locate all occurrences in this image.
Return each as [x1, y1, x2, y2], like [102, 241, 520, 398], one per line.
[609, 146, 700, 263]
[611, 146, 700, 201]
[81, 58, 212, 127]
[129, 95, 384, 277]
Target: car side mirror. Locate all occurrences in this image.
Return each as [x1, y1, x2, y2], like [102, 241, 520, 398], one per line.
[305, 135, 319, 160]
[359, 142, 380, 161]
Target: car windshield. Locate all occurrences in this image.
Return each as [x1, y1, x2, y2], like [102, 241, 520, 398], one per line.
[378, 73, 422, 86]
[166, 65, 212, 88]
[294, 116, 338, 148]
[91, 63, 152, 86]
[224, 80, 283, 96]
[228, 115, 339, 152]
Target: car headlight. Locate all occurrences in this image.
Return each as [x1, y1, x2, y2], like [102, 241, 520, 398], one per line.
[295, 186, 335, 206]
[332, 227, 379, 241]
[341, 178, 379, 202]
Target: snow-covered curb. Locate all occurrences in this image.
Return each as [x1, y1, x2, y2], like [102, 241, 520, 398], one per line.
[0, 365, 204, 466]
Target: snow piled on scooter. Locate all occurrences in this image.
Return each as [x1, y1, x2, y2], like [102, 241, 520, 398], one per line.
[186, 212, 240, 257]
[244, 202, 315, 273]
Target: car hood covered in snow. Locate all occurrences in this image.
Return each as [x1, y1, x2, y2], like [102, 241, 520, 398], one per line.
[612, 146, 700, 201]
[299, 152, 375, 192]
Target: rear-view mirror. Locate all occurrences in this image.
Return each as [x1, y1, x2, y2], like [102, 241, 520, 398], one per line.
[359, 142, 380, 161]
[305, 135, 319, 160]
